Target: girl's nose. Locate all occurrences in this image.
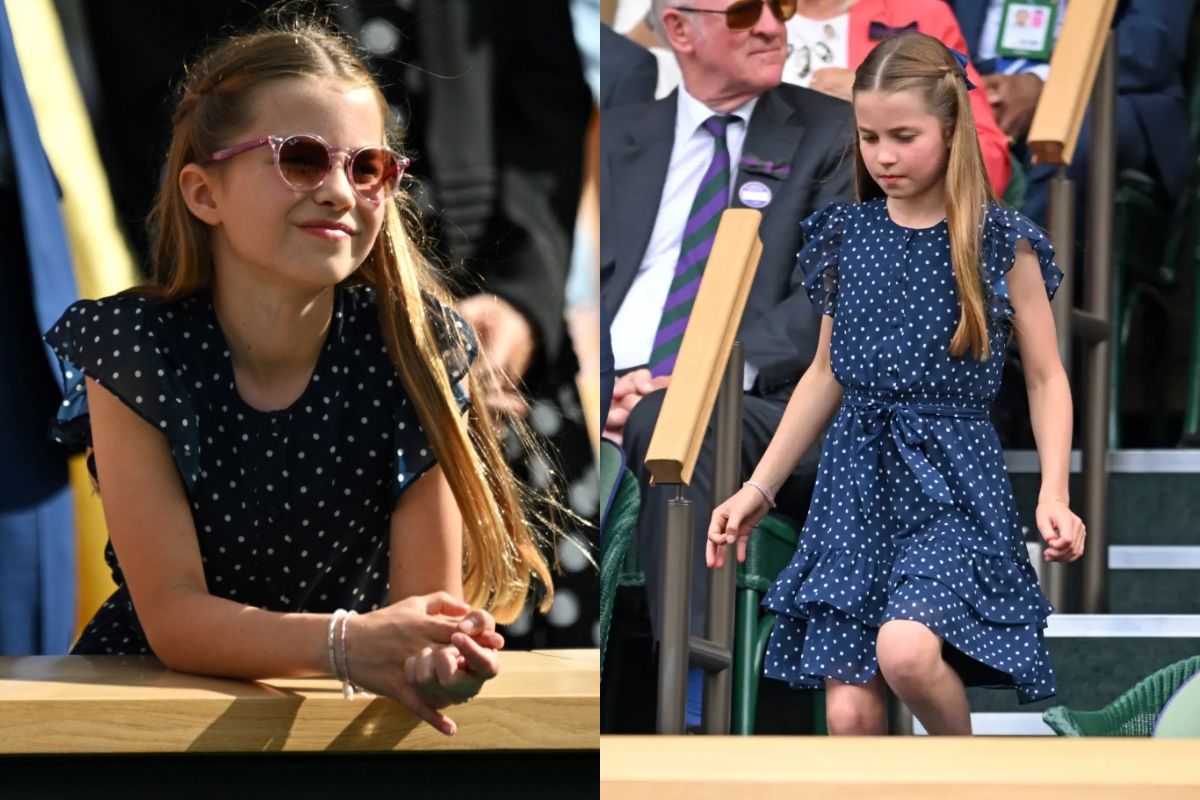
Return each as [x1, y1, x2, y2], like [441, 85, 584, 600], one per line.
[312, 156, 357, 209]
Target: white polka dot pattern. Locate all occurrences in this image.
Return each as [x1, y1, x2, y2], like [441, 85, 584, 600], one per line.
[762, 199, 1063, 705]
[42, 285, 476, 655]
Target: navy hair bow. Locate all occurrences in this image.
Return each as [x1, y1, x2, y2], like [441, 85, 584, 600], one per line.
[949, 48, 977, 91]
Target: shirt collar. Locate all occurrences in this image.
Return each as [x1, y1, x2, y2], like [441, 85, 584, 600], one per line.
[675, 83, 759, 142]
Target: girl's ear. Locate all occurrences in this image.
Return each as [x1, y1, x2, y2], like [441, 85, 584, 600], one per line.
[179, 163, 222, 226]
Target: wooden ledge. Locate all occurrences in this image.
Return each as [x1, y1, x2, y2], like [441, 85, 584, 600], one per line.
[0, 650, 597, 754]
[601, 735, 1200, 798]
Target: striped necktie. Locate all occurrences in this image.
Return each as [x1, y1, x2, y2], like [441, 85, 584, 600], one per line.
[649, 114, 737, 377]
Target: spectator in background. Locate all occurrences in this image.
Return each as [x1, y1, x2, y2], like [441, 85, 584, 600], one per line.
[949, 0, 1195, 225]
[602, 23, 659, 110]
[779, 0, 1011, 197]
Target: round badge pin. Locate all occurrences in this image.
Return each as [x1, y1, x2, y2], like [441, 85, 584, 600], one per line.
[738, 181, 772, 209]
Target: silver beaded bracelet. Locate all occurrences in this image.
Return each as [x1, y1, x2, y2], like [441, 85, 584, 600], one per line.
[743, 479, 778, 509]
[328, 609, 347, 681]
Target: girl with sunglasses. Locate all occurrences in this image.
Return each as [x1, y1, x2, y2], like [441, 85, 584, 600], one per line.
[707, 33, 1082, 735]
[42, 20, 557, 737]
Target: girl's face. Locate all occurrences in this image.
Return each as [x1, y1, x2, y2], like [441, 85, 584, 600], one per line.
[853, 88, 949, 201]
[185, 76, 388, 292]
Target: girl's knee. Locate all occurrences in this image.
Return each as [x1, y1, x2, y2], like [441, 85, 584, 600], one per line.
[876, 621, 942, 688]
[824, 679, 886, 735]
[825, 698, 884, 735]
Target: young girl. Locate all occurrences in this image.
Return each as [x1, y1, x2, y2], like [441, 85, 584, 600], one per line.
[706, 32, 1085, 735]
[42, 21, 555, 737]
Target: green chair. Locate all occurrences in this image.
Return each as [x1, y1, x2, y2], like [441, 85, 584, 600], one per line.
[599, 439, 640, 670]
[596, 441, 808, 733]
[731, 514, 801, 734]
[1042, 655, 1200, 736]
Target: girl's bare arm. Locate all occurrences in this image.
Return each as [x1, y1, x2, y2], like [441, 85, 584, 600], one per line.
[1008, 240, 1072, 504]
[87, 377, 331, 678]
[748, 314, 843, 493]
[86, 377, 461, 681]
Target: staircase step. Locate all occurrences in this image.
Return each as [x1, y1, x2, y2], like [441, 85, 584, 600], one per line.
[1006, 450, 1200, 546]
[965, 615, 1200, 715]
[1108, 547, 1200, 613]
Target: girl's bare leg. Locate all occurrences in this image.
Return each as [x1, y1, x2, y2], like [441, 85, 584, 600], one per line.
[823, 674, 889, 735]
[876, 619, 972, 735]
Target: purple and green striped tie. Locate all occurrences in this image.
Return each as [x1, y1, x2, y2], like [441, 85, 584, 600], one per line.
[649, 114, 737, 377]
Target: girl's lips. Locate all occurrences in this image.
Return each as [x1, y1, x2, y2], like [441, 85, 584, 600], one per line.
[298, 225, 351, 241]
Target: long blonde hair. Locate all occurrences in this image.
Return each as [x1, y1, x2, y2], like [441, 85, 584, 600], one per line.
[853, 32, 995, 360]
[143, 19, 553, 621]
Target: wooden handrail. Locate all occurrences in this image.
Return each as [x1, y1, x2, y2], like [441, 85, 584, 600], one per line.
[0, 650, 597, 754]
[1027, 0, 1119, 165]
[643, 209, 763, 486]
[601, 736, 1200, 796]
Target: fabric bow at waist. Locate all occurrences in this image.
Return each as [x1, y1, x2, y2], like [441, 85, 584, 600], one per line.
[844, 392, 988, 516]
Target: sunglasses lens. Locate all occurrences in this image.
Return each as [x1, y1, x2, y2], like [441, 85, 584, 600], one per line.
[350, 148, 403, 201]
[277, 136, 330, 190]
[725, 0, 763, 29]
[774, 0, 798, 22]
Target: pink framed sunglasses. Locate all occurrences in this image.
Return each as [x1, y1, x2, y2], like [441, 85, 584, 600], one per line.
[206, 133, 409, 205]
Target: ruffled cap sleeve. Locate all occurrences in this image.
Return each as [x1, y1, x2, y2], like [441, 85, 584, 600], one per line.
[796, 202, 847, 317]
[983, 204, 1064, 327]
[41, 293, 203, 490]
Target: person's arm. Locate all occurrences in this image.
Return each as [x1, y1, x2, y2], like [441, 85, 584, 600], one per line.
[1008, 240, 1085, 562]
[86, 377, 469, 722]
[86, 376, 332, 678]
[387, 464, 463, 604]
[707, 315, 842, 567]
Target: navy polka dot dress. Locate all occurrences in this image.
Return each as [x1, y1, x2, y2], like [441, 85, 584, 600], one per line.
[42, 284, 474, 655]
[762, 198, 1063, 704]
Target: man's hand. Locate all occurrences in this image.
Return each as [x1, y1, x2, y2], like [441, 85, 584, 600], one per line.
[603, 368, 670, 445]
[982, 73, 1043, 141]
[456, 294, 536, 419]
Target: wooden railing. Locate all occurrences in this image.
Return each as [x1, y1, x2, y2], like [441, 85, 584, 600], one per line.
[643, 209, 763, 735]
[0, 650, 597, 754]
[1027, 0, 1120, 166]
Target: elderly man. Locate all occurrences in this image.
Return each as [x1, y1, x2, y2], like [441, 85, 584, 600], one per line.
[600, 0, 854, 727]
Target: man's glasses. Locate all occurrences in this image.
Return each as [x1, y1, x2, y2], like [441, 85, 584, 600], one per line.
[207, 133, 409, 205]
[672, 0, 797, 30]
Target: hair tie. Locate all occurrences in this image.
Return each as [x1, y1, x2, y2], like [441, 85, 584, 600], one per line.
[948, 48, 976, 91]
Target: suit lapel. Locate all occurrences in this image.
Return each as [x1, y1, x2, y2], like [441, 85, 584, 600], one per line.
[731, 88, 804, 211]
[605, 94, 675, 312]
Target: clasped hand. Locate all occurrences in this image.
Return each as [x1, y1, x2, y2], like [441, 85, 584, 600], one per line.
[351, 592, 504, 736]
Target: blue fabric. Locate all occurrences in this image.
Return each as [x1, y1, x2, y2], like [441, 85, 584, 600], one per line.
[687, 665, 703, 727]
[0, 485, 74, 654]
[0, 2, 77, 654]
[42, 285, 475, 655]
[0, 3, 76, 385]
[762, 199, 1060, 705]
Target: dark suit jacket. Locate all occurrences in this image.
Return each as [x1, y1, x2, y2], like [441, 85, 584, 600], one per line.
[950, 0, 1194, 201]
[600, 83, 855, 394]
[600, 23, 658, 110]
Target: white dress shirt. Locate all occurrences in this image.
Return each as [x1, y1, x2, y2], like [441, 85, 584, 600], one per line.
[610, 84, 760, 389]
